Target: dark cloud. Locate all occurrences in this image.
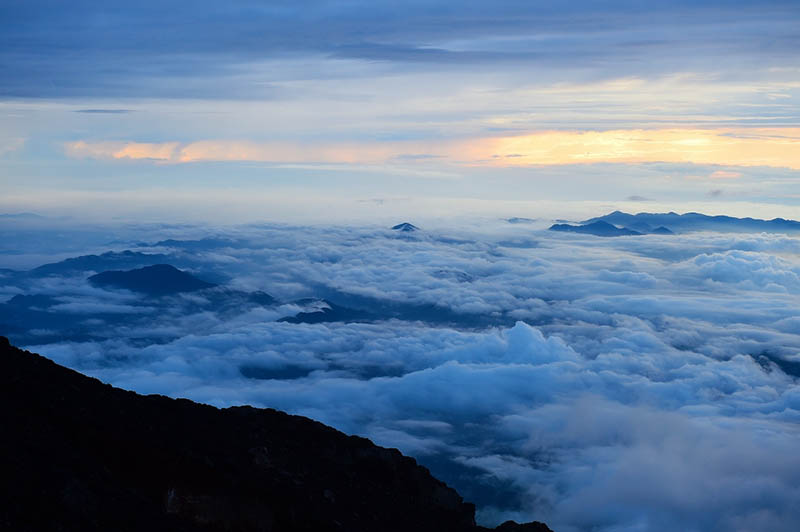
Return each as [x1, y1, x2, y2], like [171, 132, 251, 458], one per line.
[1, 1, 798, 98]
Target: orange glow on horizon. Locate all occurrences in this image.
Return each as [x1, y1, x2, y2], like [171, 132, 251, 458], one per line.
[64, 128, 800, 170]
[476, 128, 800, 169]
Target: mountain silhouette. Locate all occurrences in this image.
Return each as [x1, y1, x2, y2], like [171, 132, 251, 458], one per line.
[0, 337, 552, 532]
[32, 250, 172, 277]
[392, 222, 420, 232]
[583, 211, 800, 233]
[549, 220, 642, 237]
[89, 264, 217, 295]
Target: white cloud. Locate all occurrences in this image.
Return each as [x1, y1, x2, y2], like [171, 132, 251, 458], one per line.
[9, 220, 800, 532]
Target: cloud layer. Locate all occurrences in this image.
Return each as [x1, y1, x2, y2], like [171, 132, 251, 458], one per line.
[4, 219, 800, 531]
[3, 1, 799, 99]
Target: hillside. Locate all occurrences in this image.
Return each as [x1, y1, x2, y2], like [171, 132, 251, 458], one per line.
[0, 337, 551, 532]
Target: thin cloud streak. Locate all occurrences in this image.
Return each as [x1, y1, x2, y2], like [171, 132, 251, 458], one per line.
[65, 128, 800, 169]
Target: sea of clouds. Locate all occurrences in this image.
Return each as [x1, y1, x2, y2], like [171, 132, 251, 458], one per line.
[4, 218, 800, 532]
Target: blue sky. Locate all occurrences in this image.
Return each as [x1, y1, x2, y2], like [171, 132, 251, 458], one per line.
[3, 5, 800, 529]
[1, 0, 799, 221]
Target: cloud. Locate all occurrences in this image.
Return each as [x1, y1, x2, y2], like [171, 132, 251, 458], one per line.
[675, 250, 800, 293]
[2, 1, 798, 99]
[64, 128, 800, 169]
[74, 109, 134, 114]
[8, 220, 800, 531]
[64, 141, 180, 161]
[0, 137, 25, 157]
[710, 170, 743, 179]
[64, 139, 436, 165]
[482, 128, 800, 169]
[49, 301, 156, 314]
[625, 195, 653, 201]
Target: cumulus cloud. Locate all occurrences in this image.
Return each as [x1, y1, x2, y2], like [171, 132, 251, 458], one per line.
[6, 219, 800, 532]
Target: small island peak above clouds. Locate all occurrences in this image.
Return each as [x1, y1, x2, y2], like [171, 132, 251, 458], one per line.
[2, 1, 799, 530]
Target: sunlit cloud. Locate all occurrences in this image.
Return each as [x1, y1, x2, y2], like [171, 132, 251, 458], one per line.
[175, 140, 401, 165]
[65, 141, 180, 161]
[65, 127, 800, 170]
[710, 170, 743, 179]
[479, 128, 800, 169]
[64, 139, 435, 165]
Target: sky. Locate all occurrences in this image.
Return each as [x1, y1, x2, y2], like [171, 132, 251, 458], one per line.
[3, 4, 800, 530]
[1, 0, 800, 222]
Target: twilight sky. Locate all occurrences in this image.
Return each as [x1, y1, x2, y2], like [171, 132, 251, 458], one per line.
[3, 4, 800, 530]
[1, 0, 799, 222]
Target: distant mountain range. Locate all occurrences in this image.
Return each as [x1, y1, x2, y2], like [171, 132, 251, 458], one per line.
[549, 211, 800, 237]
[32, 250, 173, 277]
[550, 220, 645, 237]
[0, 250, 227, 286]
[0, 264, 270, 345]
[0, 337, 551, 532]
[89, 264, 217, 295]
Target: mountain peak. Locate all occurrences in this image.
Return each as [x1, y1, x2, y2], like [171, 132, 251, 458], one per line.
[88, 264, 217, 295]
[392, 222, 420, 232]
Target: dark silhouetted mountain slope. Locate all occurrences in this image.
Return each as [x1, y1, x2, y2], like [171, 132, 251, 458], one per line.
[89, 264, 217, 295]
[583, 211, 800, 233]
[31, 250, 172, 277]
[279, 299, 374, 324]
[392, 222, 420, 232]
[650, 226, 674, 235]
[0, 338, 552, 532]
[549, 220, 642, 237]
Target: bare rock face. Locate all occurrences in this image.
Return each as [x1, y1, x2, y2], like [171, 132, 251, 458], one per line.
[0, 337, 552, 532]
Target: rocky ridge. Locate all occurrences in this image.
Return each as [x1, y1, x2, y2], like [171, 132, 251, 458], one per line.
[0, 337, 551, 532]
